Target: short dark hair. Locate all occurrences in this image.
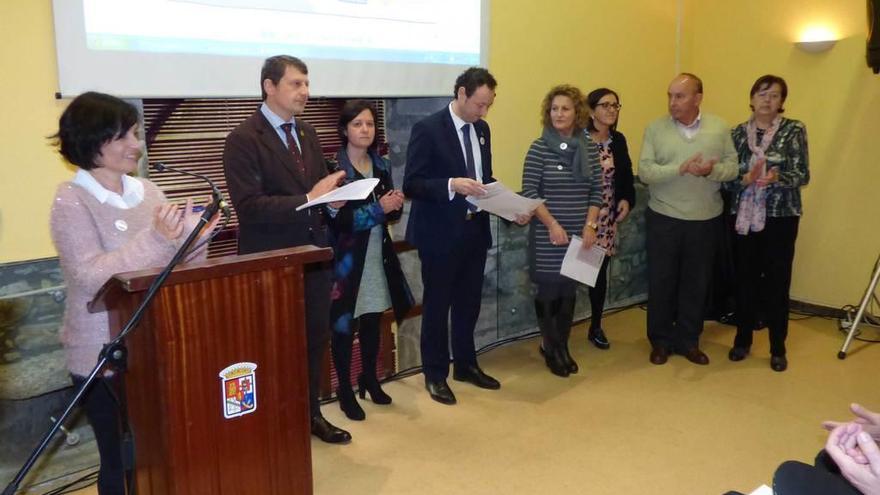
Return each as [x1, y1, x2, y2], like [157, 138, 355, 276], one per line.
[540, 84, 589, 131]
[586, 87, 621, 133]
[749, 74, 788, 113]
[679, 72, 704, 94]
[52, 91, 139, 170]
[338, 99, 378, 150]
[453, 67, 497, 99]
[261, 55, 308, 100]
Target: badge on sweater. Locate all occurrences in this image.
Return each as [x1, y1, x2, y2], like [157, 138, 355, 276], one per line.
[114, 220, 128, 232]
[559, 142, 568, 150]
[479, 136, 485, 146]
[219, 362, 258, 419]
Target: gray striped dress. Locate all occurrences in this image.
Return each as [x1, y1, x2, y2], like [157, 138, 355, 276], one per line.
[521, 137, 602, 283]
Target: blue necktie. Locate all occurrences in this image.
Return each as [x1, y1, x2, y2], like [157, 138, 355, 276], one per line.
[461, 123, 479, 213]
[461, 123, 477, 180]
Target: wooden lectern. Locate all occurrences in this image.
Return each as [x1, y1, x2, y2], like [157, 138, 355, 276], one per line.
[91, 246, 331, 495]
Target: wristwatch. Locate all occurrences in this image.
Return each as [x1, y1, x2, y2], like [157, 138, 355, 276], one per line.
[586, 221, 599, 231]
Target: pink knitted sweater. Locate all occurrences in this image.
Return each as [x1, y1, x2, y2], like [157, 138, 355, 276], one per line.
[50, 179, 204, 376]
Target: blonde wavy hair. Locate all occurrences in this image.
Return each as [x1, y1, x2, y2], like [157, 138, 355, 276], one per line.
[540, 84, 589, 131]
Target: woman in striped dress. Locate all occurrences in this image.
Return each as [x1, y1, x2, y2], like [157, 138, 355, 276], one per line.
[521, 84, 602, 377]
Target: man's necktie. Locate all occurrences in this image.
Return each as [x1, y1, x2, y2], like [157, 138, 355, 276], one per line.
[461, 123, 479, 213]
[280, 123, 306, 177]
[461, 123, 477, 180]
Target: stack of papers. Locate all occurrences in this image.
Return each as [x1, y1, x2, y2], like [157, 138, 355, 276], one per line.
[465, 181, 543, 221]
[295, 178, 379, 211]
[560, 236, 606, 287]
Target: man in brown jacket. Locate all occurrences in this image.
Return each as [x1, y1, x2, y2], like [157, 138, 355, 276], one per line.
[223, 55, 349, 443]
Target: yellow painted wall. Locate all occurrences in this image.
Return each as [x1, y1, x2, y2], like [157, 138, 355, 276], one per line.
[488, 0, 676, 188]
[0, 1, 72, 262]
[0, 0, 678, 262]
[1, 1, 876, 309]
[683, 0, 880, 307]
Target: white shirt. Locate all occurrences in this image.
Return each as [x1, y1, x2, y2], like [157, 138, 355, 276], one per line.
[73, 169, 145, 209]
[673, 111, 702, 139]
[447, 102, 484, 200]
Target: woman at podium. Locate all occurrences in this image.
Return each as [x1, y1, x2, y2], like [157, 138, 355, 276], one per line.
[49, 92, 217, 494]
[328, 100, 413, 421]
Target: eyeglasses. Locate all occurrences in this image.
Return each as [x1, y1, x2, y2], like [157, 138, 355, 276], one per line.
[597, 102, 622, 111]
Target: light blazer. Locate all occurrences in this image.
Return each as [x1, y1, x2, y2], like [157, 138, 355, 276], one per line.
[223, 109, 330, 254]
[403, 107, 495, 255]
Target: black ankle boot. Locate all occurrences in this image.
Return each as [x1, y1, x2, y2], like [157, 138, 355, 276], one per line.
[358, 373, 392, 404]
[337, 385, 365, 420]
[557, 297, 579, 374]
[535, 299, 569, 377]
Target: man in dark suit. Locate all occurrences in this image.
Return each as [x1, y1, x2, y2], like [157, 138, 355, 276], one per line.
[223, 55, 351, 443]
[404, 67, 527, 405]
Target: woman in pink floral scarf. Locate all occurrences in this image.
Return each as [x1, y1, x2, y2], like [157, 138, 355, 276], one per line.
[724, 75, 809, 372]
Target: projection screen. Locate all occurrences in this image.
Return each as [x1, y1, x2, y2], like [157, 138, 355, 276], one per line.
[52, 0, 489, 98]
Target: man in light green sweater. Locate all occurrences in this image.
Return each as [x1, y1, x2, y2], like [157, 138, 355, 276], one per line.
[638, 73, 738, 366]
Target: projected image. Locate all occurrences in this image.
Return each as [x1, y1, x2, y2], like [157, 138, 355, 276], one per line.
[83, 0, 481, 65]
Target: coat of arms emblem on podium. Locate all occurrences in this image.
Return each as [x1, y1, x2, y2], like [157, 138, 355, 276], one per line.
[219, 362, 258, 419]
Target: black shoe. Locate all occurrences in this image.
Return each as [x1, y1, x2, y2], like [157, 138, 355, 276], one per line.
[425, 379, 457, 405]
[311, 415, 351, 444]
[453, 364, 501, 389]
[728, 347, 749, 362]
[358, 374, 392, 405]
[539, 345, 570, 377]
[337, 386, 365, 421]
[770, 355, 788, 372]
[588, 328, 611, 350]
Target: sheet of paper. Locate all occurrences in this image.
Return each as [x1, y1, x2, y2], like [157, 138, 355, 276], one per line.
[560, 236, 606, 287]
[747, 485, 772, 495]
[465, 181, 543, 221]
[295, 178, 379, 211]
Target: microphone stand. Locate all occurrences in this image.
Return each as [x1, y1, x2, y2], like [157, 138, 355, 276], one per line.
[3, 198, 221, 495]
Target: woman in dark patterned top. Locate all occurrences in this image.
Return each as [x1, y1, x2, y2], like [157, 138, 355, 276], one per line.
[329, 100, 413, 420]
[724, 75, 809, 372]
[583, 88, 636, 350]
[521, 84, 602, 377]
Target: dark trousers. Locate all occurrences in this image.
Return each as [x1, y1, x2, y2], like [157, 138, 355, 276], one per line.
[770, 450, 860, 494]
[588, 257, 611, 330]
[71, 374, 126, 495]
[418, 219, 487, 382]
[646, 209, 719, 350]
[305, 263, 333, 417]
[733, 216, 800, 356]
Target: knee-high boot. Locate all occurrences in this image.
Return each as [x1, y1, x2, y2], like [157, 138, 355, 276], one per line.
[557, 296, 579, 374]
[331, 331, 365, 420]
[357, 314, 392, 405]
[535, 298, 569, 377]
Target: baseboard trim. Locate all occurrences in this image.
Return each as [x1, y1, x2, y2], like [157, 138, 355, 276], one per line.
[790, 299, 847, 319]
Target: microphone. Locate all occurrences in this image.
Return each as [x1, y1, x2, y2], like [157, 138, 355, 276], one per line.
[153, 162, 231, 218]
